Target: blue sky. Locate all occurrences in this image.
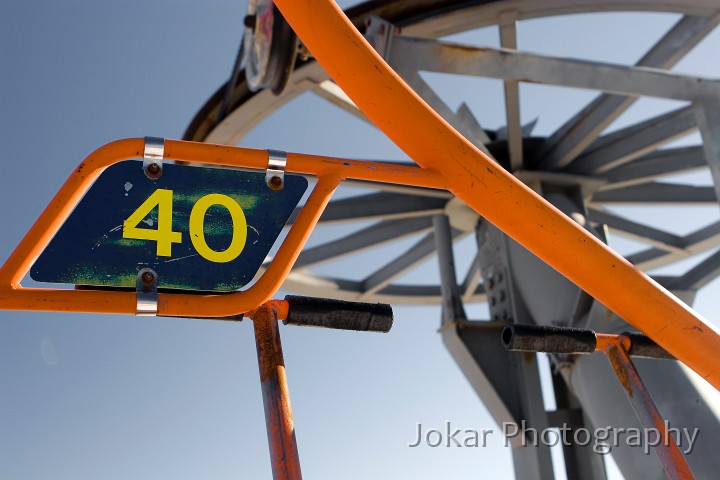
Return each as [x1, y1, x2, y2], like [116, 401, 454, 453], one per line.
[2, 1, 720, 479]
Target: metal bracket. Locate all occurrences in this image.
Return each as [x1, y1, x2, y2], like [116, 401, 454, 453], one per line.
[136, 268, 158, 316]
[364, 16, 400, 60]
[266, 150, 287, 190]
[143, 137, 164, 179]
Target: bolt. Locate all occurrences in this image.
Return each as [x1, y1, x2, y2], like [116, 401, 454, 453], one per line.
[141, 271, 155, 286]
[267, 175, 283, 191]
[244, 14, 256, 30]
[145, 163, 161, 179]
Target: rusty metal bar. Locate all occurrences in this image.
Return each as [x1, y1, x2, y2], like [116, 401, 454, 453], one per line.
[503, 324, 693, 478]
[244, 296, 392, 478]
[250, 303, 302, 480]
[595, 334, 695, 480]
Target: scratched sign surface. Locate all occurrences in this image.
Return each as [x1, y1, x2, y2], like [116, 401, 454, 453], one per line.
[31, 160, 308, 291]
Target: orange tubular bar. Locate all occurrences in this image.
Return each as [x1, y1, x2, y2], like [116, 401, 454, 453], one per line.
[273, 0, 720, 389]
[0, 138, 443, 317]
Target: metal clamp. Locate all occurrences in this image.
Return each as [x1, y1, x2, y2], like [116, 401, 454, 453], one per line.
[143, 137, 164, 179]
[266, 150, 287, 190]
[136, 268, 158, 316]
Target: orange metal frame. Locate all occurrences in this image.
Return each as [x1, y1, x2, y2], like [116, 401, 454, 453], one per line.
[0, 0, 719, 395]
[0, 138, 444, 317]
[269, 0, 720, 391]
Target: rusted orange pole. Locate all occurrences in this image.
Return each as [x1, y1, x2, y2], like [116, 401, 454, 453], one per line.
[273, 0, 720, 390]
[504, 325, 694, 478]
[595, 335, 694, 479]
[250, 302, 302, 480]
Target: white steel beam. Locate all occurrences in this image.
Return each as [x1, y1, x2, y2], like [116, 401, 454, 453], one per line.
[538, 14, 720, 170]
[388, 36, 720, 101]
[587, 208, 684, 252]
[592, 182, 716, 204]
[294, 216, 434, 269]
[568, 106, 696, 174]
[601, 146, 707, 189]
[694, 97, 720, 205]
[499, 11, 523, 171]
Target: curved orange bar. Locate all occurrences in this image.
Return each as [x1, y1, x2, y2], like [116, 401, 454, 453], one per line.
[0, 138, 444, 317]
[273, 0, 720, 388]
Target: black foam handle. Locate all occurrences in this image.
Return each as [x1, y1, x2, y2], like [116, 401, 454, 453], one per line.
[502, 324, 597, 354]
[622, 331, 674, 359]
[284, 295, 393, 333]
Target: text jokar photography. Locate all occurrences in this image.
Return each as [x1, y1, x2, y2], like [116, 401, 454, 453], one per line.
[408, 421, 699, 455]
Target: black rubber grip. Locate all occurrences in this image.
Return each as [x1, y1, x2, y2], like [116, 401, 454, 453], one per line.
[502, 324, 597, 354]
[284, 295, 393, 333]
[622, 331, 675, 359]
[502, 324, 675, 359]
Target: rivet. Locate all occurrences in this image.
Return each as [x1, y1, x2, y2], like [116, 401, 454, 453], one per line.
[145, 163, 161, 179]
[268, 175, 284, 191]
[141, 271, 155, 286]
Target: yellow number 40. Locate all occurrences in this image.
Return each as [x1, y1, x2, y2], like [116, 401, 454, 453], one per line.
[123, 188, 247, 263]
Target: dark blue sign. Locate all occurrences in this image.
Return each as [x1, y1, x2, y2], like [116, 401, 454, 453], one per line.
[31, 160, 308, 292]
